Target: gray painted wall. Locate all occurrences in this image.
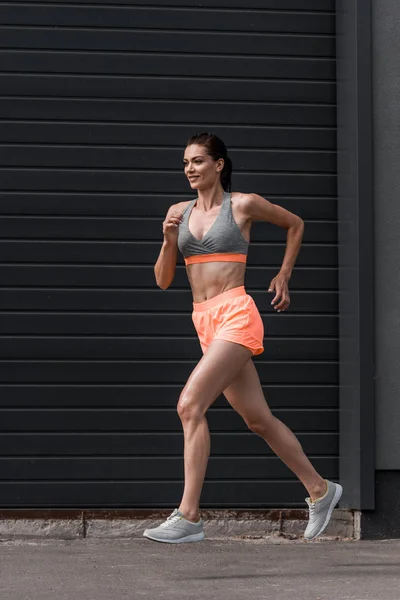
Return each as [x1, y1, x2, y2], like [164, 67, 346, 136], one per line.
[337, 0, 374, 509]
[372, 0, 400, 469]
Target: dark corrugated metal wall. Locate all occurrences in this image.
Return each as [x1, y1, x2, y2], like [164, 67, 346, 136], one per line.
[0, 0, 337, 508]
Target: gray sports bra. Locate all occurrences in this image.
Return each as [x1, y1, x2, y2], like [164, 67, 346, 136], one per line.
[177, 191, 249, 266]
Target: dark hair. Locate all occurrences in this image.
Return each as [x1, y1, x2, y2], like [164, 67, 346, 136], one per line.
[186, 132, 232, 192]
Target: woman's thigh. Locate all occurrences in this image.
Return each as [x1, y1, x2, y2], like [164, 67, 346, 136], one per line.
[223, 359, 274, 427]
[178, 339, 252, 415]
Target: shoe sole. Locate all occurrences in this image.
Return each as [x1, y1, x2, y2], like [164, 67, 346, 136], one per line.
[304, 483, 343, 541]
[143, 531, 205, 544]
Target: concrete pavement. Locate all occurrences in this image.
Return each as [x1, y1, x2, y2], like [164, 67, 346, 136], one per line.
[0, 537, 399, 600]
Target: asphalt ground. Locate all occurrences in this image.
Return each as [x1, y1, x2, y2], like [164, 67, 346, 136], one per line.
[0, 537, 399, 600]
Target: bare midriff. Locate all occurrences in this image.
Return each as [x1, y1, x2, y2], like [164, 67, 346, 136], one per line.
[186, 260, 247, 303]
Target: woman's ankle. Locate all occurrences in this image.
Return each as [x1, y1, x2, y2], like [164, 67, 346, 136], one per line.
[178, 507, 201, 523]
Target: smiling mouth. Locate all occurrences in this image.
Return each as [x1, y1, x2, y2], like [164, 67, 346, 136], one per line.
[189, 176, 199, 181]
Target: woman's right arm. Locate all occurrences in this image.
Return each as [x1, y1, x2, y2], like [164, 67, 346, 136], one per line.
[154, 204, 184, 289]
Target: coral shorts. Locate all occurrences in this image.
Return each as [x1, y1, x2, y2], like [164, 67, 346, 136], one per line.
[192, 285, 264, 356]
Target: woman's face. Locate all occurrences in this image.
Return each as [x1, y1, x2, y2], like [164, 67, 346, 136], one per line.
[183, 144, 223, 190]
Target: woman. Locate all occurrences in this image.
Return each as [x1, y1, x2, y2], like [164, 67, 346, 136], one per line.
[143, 132, 342, 544]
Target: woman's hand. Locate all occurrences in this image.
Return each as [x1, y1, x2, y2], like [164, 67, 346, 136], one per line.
[268, 272, 291, 312]
[162, 209, 183, 243]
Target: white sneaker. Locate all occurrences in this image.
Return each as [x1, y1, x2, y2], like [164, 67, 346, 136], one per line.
[143, 509, 205, 544]
[304, 479, 343, 540]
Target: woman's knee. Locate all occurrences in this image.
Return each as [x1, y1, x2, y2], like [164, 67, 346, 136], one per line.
[246, 413, 276, 437]
[177, 390, 205, 424]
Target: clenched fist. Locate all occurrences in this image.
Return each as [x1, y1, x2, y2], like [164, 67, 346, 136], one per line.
[163, 210, 184, 242]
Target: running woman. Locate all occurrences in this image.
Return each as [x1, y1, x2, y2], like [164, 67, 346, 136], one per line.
[143, 132, 342, 544]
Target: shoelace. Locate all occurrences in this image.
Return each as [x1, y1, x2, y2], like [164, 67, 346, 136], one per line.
[307, 500, 316, 517]
[159, 514, 182, 528]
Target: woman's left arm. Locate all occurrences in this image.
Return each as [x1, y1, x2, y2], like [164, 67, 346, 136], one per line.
[245, 193, 304, 312]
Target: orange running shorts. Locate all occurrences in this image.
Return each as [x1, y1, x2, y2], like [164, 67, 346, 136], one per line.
[191, 285, 264, 356]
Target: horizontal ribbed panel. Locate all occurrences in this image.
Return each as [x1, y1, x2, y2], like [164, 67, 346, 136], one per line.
[0, 265, 338, 288]
[0, 385, 338, 408]
[1, 77, 336, 101]
[0, 289, 336, 312]
[1, 171, 336, 194]
[0, 242, 337, 266]
[7, 1, 333, 8]
[0, 457, 338, 481]
[0, 0, 338, 509]
[0, 361, 338, 384]
[0, 432, 337, 455]
[1, 52, 336, 80]
[0, 218, 337, 240]
[0, 338, 338, 361]
[0, 29, 335, 56]
[0, 315, 338, 336]
[1, 408, 337, 432]
[0, 124, 337, 147]
[0, 194, 337, 219]
[0, 99, 336, 126]
[0, 480, 338, 509]
[0, 5, 335, 32]
[1, 149, 336, 172]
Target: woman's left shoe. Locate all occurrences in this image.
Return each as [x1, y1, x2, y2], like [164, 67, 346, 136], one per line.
[143, 509, 205, 544]
[304, 479, 343, 541]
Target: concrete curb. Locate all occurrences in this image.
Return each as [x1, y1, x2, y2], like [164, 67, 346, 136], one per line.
[0, 509, 358, 541]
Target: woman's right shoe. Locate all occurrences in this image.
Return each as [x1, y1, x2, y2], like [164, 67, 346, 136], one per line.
[304, 479, 343, 540]
[143, 509, 205, 544]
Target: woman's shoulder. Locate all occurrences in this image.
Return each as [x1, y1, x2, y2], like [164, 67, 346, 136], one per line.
[178, 199, 195, 210]
[230, 191, 255, 217]
[231, 191, 253, 204]
[168, 199, 194, 216]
